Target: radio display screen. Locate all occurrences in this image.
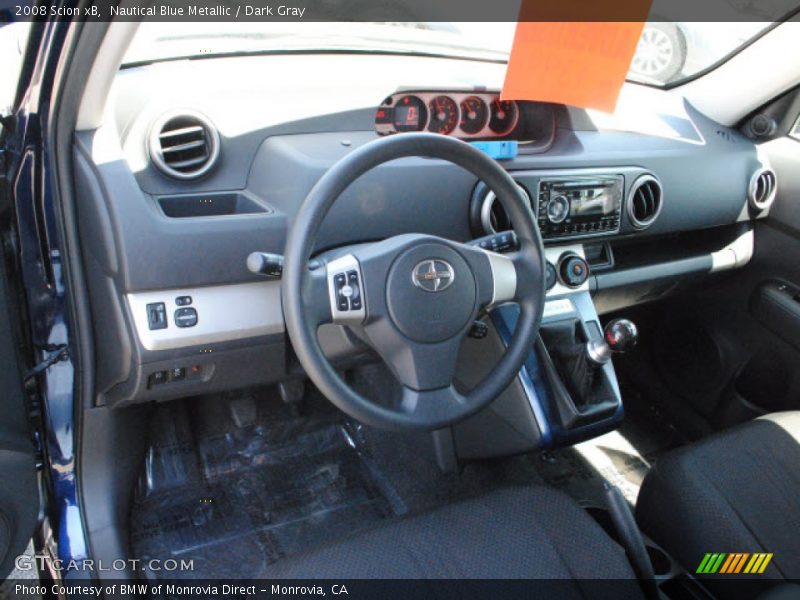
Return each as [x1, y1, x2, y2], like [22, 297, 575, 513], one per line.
[567, 187, 617, 218]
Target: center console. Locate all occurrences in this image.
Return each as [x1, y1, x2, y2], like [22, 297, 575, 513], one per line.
[447, 237, 635, 457]
[493, 282, 632, 448]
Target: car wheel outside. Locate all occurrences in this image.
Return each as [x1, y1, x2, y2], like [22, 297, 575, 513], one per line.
[631, 23, 685, 83]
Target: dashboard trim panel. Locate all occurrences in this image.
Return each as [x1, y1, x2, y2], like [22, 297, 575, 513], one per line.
[127, 281, 284, 351]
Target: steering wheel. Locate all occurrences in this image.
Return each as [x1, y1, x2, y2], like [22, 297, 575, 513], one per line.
[282, 133, 545, 431]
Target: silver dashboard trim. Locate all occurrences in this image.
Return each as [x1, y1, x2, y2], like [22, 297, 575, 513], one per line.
[748, 167, 777, 211]
[479, 184, 533, 234]
[545, 244, 590, 297]
[147, 109, 221, 180]
[626, 173, 663, 230]
[542, 298, 576, 320]
[480, 249, 517, 307]
[127, 281, 283, 351]
[711, 228, 754, 273]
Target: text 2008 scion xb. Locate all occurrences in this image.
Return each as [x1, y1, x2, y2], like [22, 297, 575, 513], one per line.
[1, 4, 800, 600]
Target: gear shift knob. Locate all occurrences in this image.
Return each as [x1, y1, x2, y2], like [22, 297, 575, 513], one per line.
[604, 318, 639, 353]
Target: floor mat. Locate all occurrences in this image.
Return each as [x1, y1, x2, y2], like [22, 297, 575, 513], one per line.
[130, 391, 394, 579]
[130, 377, 686, 579]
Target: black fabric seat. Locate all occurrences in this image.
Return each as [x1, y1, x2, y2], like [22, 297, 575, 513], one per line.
[636, 411, 800, 599]
[262, 486, 643, 598]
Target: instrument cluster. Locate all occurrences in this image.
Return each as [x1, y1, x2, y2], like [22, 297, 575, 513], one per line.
[375, 91, 520, 139]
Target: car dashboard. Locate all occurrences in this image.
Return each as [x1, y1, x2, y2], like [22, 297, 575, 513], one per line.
[73, 53, 774, 409]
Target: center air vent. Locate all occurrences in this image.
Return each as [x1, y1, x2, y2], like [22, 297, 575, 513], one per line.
[149, 111, 220, 180]
[748, 168, 777, 211]
[627, 174, 663, 230]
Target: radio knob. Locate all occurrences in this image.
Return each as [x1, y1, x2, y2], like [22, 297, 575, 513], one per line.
[546, 195, 570, 224]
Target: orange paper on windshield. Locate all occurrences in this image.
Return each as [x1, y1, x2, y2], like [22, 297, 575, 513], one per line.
[501, 21, 649, 113]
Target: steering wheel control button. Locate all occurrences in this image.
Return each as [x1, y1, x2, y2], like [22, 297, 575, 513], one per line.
[558, 254, 590, 288]
[146, 302, 168, 330]
[174, 307, 198, 328]
[347, 271, 362, 310]
[175, 296, 192, 306]
[327, 255, 367, 323]
[333, 270, 362, 311]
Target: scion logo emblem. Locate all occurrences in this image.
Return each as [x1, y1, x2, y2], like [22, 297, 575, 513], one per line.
[412, 260, 455, 292]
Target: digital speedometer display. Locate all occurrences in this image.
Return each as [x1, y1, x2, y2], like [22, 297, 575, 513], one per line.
[393, 95, 427, 132]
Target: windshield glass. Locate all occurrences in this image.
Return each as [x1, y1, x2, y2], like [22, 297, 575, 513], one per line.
[123, 21, 774, 88]
[0, 22, 31, 114]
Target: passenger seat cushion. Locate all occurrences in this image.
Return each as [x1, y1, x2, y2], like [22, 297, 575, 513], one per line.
[636, 412, 800, 594]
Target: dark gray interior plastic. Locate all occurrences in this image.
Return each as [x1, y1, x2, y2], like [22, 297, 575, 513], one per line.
[73, 57, 770, 407]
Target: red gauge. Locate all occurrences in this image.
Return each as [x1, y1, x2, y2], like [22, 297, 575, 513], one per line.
[459, 96, 488, 135]
[393, 95, 427, 132]
[427, 96, 459, 135]
[489, 99, 519, 135]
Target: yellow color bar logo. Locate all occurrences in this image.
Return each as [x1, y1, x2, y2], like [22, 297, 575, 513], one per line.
[696, 553, 773, 574]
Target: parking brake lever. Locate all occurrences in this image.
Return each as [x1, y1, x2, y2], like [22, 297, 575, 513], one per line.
[604, 483, 659, 600]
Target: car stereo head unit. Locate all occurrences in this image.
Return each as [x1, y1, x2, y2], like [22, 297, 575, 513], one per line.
[537, 175, 623, 239]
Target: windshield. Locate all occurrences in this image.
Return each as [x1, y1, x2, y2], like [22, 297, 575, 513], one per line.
[123, 21, 774, 88]
[0, 22, 31, 114]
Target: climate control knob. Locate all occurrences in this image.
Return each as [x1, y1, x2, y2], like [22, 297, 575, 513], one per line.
[546, 195, 570, 224]
[558, 254, 590, 288]
[545, 262, 557, 291]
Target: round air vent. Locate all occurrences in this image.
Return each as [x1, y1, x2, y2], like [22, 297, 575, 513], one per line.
[627, 174, 663, 230]
[748, 168, 777, 211]
[148, 111, 220, 179]
[480, 184, 529, 234]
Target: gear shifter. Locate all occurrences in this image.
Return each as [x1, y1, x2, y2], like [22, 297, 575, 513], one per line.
[541, 317, 639, 419]
[586, 318, 639, 365]
[604, 318, 639, 352]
